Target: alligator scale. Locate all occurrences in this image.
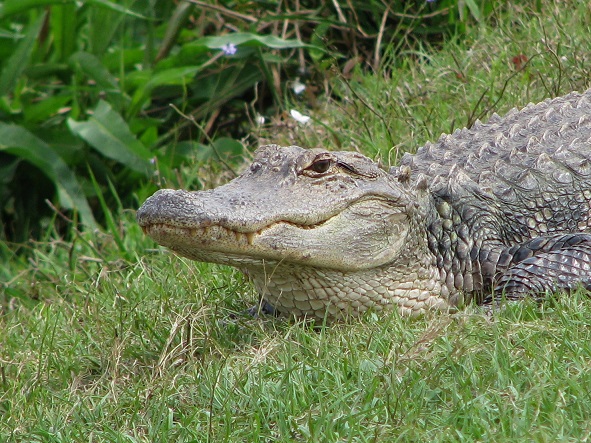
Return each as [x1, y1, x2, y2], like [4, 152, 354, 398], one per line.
[138, 90, 591, 320]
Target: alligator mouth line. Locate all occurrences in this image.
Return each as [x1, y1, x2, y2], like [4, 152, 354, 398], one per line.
[143, 217, 333, 246]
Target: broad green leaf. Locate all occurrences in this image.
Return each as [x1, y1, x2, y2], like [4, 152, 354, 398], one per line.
[39, 126, 86, 164]
[156, 0, 195, 62]
[160, 140, 195, 167]
[195, 137, 245, 162]
[201, 32, 307, 50]
[102, 48, 145, 72]
[127, 66, 201, 117]
[190, 64, 263, 119]
[87, 3, 123, 56]
[23, 94, 71, 123]
[155, 42, 210, 70]
[0, 0, 72, 18]
[0, 122, 97, 228]
[0, 12, 45, 95]
[123, 70, 152, 91]
[0, 156, 19, 186]
[0, 0, 148, 19]
[87, 0, 149, 19]
[463, 0, 482, 22]
[69, 51, 120, 91]
[145, 66, 201, 89]
[309, 22, 331, 61]
[68, 100, 152, 175]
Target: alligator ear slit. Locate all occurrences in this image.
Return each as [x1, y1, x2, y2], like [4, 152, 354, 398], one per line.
[336, 161, 357, 174]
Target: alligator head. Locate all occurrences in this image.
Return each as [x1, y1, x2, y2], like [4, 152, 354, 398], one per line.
[137, 145, 446, 319]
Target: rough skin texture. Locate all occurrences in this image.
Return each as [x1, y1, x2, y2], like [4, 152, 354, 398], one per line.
[137, 89, 591, 320]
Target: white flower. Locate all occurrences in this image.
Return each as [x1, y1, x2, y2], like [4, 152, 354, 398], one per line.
[255, 114, 265, 125]
[290, 109, 311, 124]
[292, 78, 306, 95]
[221, 43, 237, 55]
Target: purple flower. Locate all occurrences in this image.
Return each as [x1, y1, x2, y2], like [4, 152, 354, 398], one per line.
[221, 43, 237, 55]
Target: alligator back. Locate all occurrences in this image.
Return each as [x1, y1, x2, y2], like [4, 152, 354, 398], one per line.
[401, 90, 591, 243]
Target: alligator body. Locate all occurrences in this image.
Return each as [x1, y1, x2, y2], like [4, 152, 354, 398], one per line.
[137, 89, 591, 320]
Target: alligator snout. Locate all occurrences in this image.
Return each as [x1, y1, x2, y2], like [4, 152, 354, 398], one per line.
[137, 189, 212, 228]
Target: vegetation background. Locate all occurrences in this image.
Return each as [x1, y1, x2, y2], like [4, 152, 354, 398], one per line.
[1, 0, 591, 441]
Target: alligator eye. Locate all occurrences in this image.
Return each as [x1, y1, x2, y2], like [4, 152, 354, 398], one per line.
[309, 159, 332, 174]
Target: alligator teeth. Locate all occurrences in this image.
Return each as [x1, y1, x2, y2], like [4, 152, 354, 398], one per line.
[150, 222, 262, 245]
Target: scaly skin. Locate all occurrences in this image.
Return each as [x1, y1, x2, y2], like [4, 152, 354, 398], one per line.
[137, 89, 591, 320]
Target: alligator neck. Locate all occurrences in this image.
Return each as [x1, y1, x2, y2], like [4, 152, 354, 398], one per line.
[245, 248, 451, 320]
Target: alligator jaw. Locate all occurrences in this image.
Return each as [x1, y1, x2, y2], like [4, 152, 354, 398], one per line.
[142, 223, 259, 246]
[139, 199, 410, 271]
[142, 216, 330, 247]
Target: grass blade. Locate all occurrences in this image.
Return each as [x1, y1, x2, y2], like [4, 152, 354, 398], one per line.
[0, 12, 46, 95]
[69, 51, 121, 92]
[126, 65, 201, 118]
[88, 167, 129, 259]
[50, 3, 77, 62]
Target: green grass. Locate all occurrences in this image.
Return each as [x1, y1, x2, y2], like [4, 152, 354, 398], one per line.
[2, 2, 591, 442]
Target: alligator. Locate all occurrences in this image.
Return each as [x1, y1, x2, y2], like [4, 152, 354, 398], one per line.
[137, 89, 591, 320]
